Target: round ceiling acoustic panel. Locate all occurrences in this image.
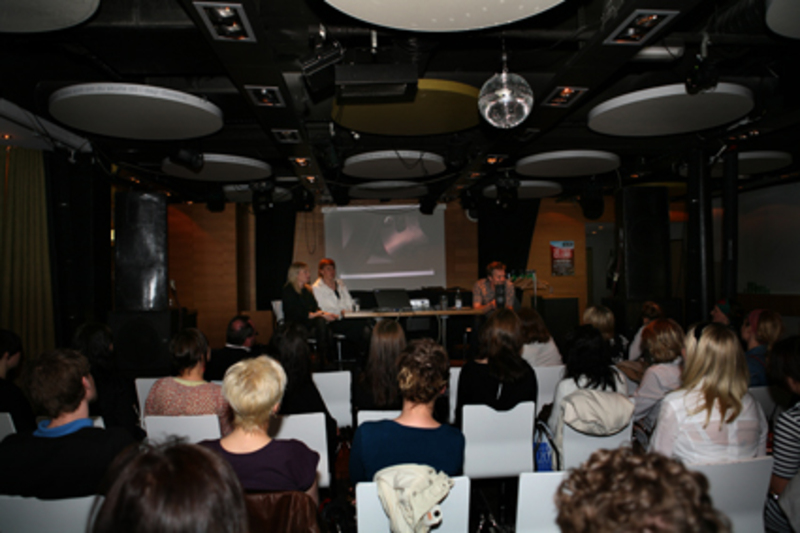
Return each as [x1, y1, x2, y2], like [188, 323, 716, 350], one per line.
[343, 151, 446, 179]
[516, 150, 620, 177]
[49, 83, 223, 140]
[332, 79, 480, 136]
[326, 0, 563, 32]
[710, 151, 793, 177]
[483, 180, 563, 199]
[162, 154, 271, 182]
[0, 0, 99, 33]
[349, 181, 429, 199]
[766, 0, 800, 39]
[588, 83, 753, 137]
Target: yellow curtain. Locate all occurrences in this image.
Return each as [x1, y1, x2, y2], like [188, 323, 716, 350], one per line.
[0, 146, 55, 356]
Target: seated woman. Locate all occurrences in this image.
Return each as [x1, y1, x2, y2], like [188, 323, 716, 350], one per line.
[547, 325, 628, 435]
[93, 441, 249, 533]
[583, 305, 628, 362]
[455, 309, 538, 428]
[144, 328, 232, 435]
[199, 356, 320, 502]
[764, 336, 800, 532]
[741, 309, 783, 386]
[282, 261, 337, 362]
[349, 339, 465, 484]
[518, 307, 562, 367]
[631, 318, 684, 446]
[351, 320, 405, 422]
[650, 322, 768, 464]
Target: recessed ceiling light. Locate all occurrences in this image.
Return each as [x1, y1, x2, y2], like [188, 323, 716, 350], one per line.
[542, 86, 588, 108]
[194, 2, 256, 42]
[604, 10, 679, 46]
[245, 86, 285, 107]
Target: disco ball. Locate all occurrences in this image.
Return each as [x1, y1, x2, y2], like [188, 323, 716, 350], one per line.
[478, 72, 534, 129]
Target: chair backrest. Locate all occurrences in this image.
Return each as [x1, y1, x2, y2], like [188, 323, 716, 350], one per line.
[516, 471, 567, 533]
[689, 455, 774, 533]
[534, 366, 565, 416]
[245, 491, 321, 533]
[0, 412, 16, 440]
[356, 475, 470, 533]
[0, 494, 99, 533]
[356, 410, 402, 426]
[312, 371, 352, 428]
[462, 401, 535, 478]
[135, 377, 159, 425]
[561, 420, 633, 470]
[269, 412, 330, 488]
[271, 300, 284, 324]
[144, 414, 222, 444]
[449, 366, 462, 424]
[749, 386, 777, 420]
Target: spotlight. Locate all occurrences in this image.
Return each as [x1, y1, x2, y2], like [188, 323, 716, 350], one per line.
[301, 40, 345, 94]
[170, 149, 204, 172]
[494, 174, 519, 210]
[685, 55, 719, 95]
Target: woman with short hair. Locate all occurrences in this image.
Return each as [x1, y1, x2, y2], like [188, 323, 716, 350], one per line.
[650, 323, 768, 464]
[583, 305, 628, 362]
[144, 328, 232, 435]
[349, 339, 465, 484]
[199, 356, 320, 502]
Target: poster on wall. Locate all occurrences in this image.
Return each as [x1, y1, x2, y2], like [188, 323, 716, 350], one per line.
[550, 241, 575, 276]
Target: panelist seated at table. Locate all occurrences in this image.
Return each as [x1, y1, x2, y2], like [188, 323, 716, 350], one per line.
[282, 261, 336, 361]
[472, 261, 518, 314]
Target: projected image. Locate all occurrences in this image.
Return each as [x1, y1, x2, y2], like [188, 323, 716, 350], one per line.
[324, 205, 447, 290]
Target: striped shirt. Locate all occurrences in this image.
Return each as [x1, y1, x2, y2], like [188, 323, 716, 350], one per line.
[765, 403, 800, 532]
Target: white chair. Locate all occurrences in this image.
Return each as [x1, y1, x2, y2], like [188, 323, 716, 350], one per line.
[515, 471, 567, 533]
[449, 366, 462, 424]
[135, 377, 159, 425]
[0, 494, 100, 533]
[356, 475, 470, 532]
[0, 412, 16, 440]
[749, 386, 783, 421]
[313, 370, 352, 428]
[144, 414, 222, 444]
[533, 366, 564, 416]
[561, 420, 633, 470]
[357, 410, 402, 426]
[462, 401, 535, 478]
[690, 456, 774, 533]
[269, 412, 330, 488]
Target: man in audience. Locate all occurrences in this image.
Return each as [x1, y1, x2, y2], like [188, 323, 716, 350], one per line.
[0, 349, 134, 498]
[472, 261, 518, 313]
[555, 447, 730, 533]
[0, 329, 35, 433]
[204, 315, 263, 381]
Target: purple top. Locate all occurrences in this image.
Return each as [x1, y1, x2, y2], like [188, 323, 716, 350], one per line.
[200, 438, 319, 492]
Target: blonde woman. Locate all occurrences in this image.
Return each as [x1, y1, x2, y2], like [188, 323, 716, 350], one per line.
[649, 323, 768, 464]
[199, 356, 320, 502]
[741, 309, 783, 386]
[583, 305, 628, 362]
[282, 261, 336, 361]
[632, 319, 684, 443]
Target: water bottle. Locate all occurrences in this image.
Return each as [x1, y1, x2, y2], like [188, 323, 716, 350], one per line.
[455, 289, 462, 309]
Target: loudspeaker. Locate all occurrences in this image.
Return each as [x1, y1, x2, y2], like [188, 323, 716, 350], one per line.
[114, 192, 168, 311]
[615, 187, 671, 300]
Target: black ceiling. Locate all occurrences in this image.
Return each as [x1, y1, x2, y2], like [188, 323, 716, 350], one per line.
[1, 0, 798, 208]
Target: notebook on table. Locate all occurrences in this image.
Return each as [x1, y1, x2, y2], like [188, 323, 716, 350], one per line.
[373, 289, 413, 311]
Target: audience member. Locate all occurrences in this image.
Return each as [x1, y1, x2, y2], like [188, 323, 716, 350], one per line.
[711, 297, 744, 333]
[73, 321, 144, 440]
[200, 356, 319, 502]
[0, 329, 35, 432]
[0, 349, 134, 498]
[741, 309, 783, 386]
[547, 325, 627, 436]
[650, 323, 768, 463]
[352, 320, 405, 421]
[518, 307, 562, 367]
[764, 336, 800, 532]
[632, 319, 684, 446]
[350, 339, 465, 484]
[472, 261, 517, 313]
[93, 441, 249, 533]
[282, 261, 336, 362]
[144, 328, 232, 436]
[555, 447, 730, 533]
[204, 315, 264, 382]
[583, 305, 628, 362]
[627, 301, 664, 362]
[455, 309, 537, 428]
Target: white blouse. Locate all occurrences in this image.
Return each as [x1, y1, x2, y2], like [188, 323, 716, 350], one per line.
[521, 338, 562, 368]
[649, 385, 768, 464]
[311, 277, 355, 316]
[632, 359, 682, 432]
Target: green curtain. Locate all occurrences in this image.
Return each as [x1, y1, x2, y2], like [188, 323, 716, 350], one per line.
[0, 147, 55, 356]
